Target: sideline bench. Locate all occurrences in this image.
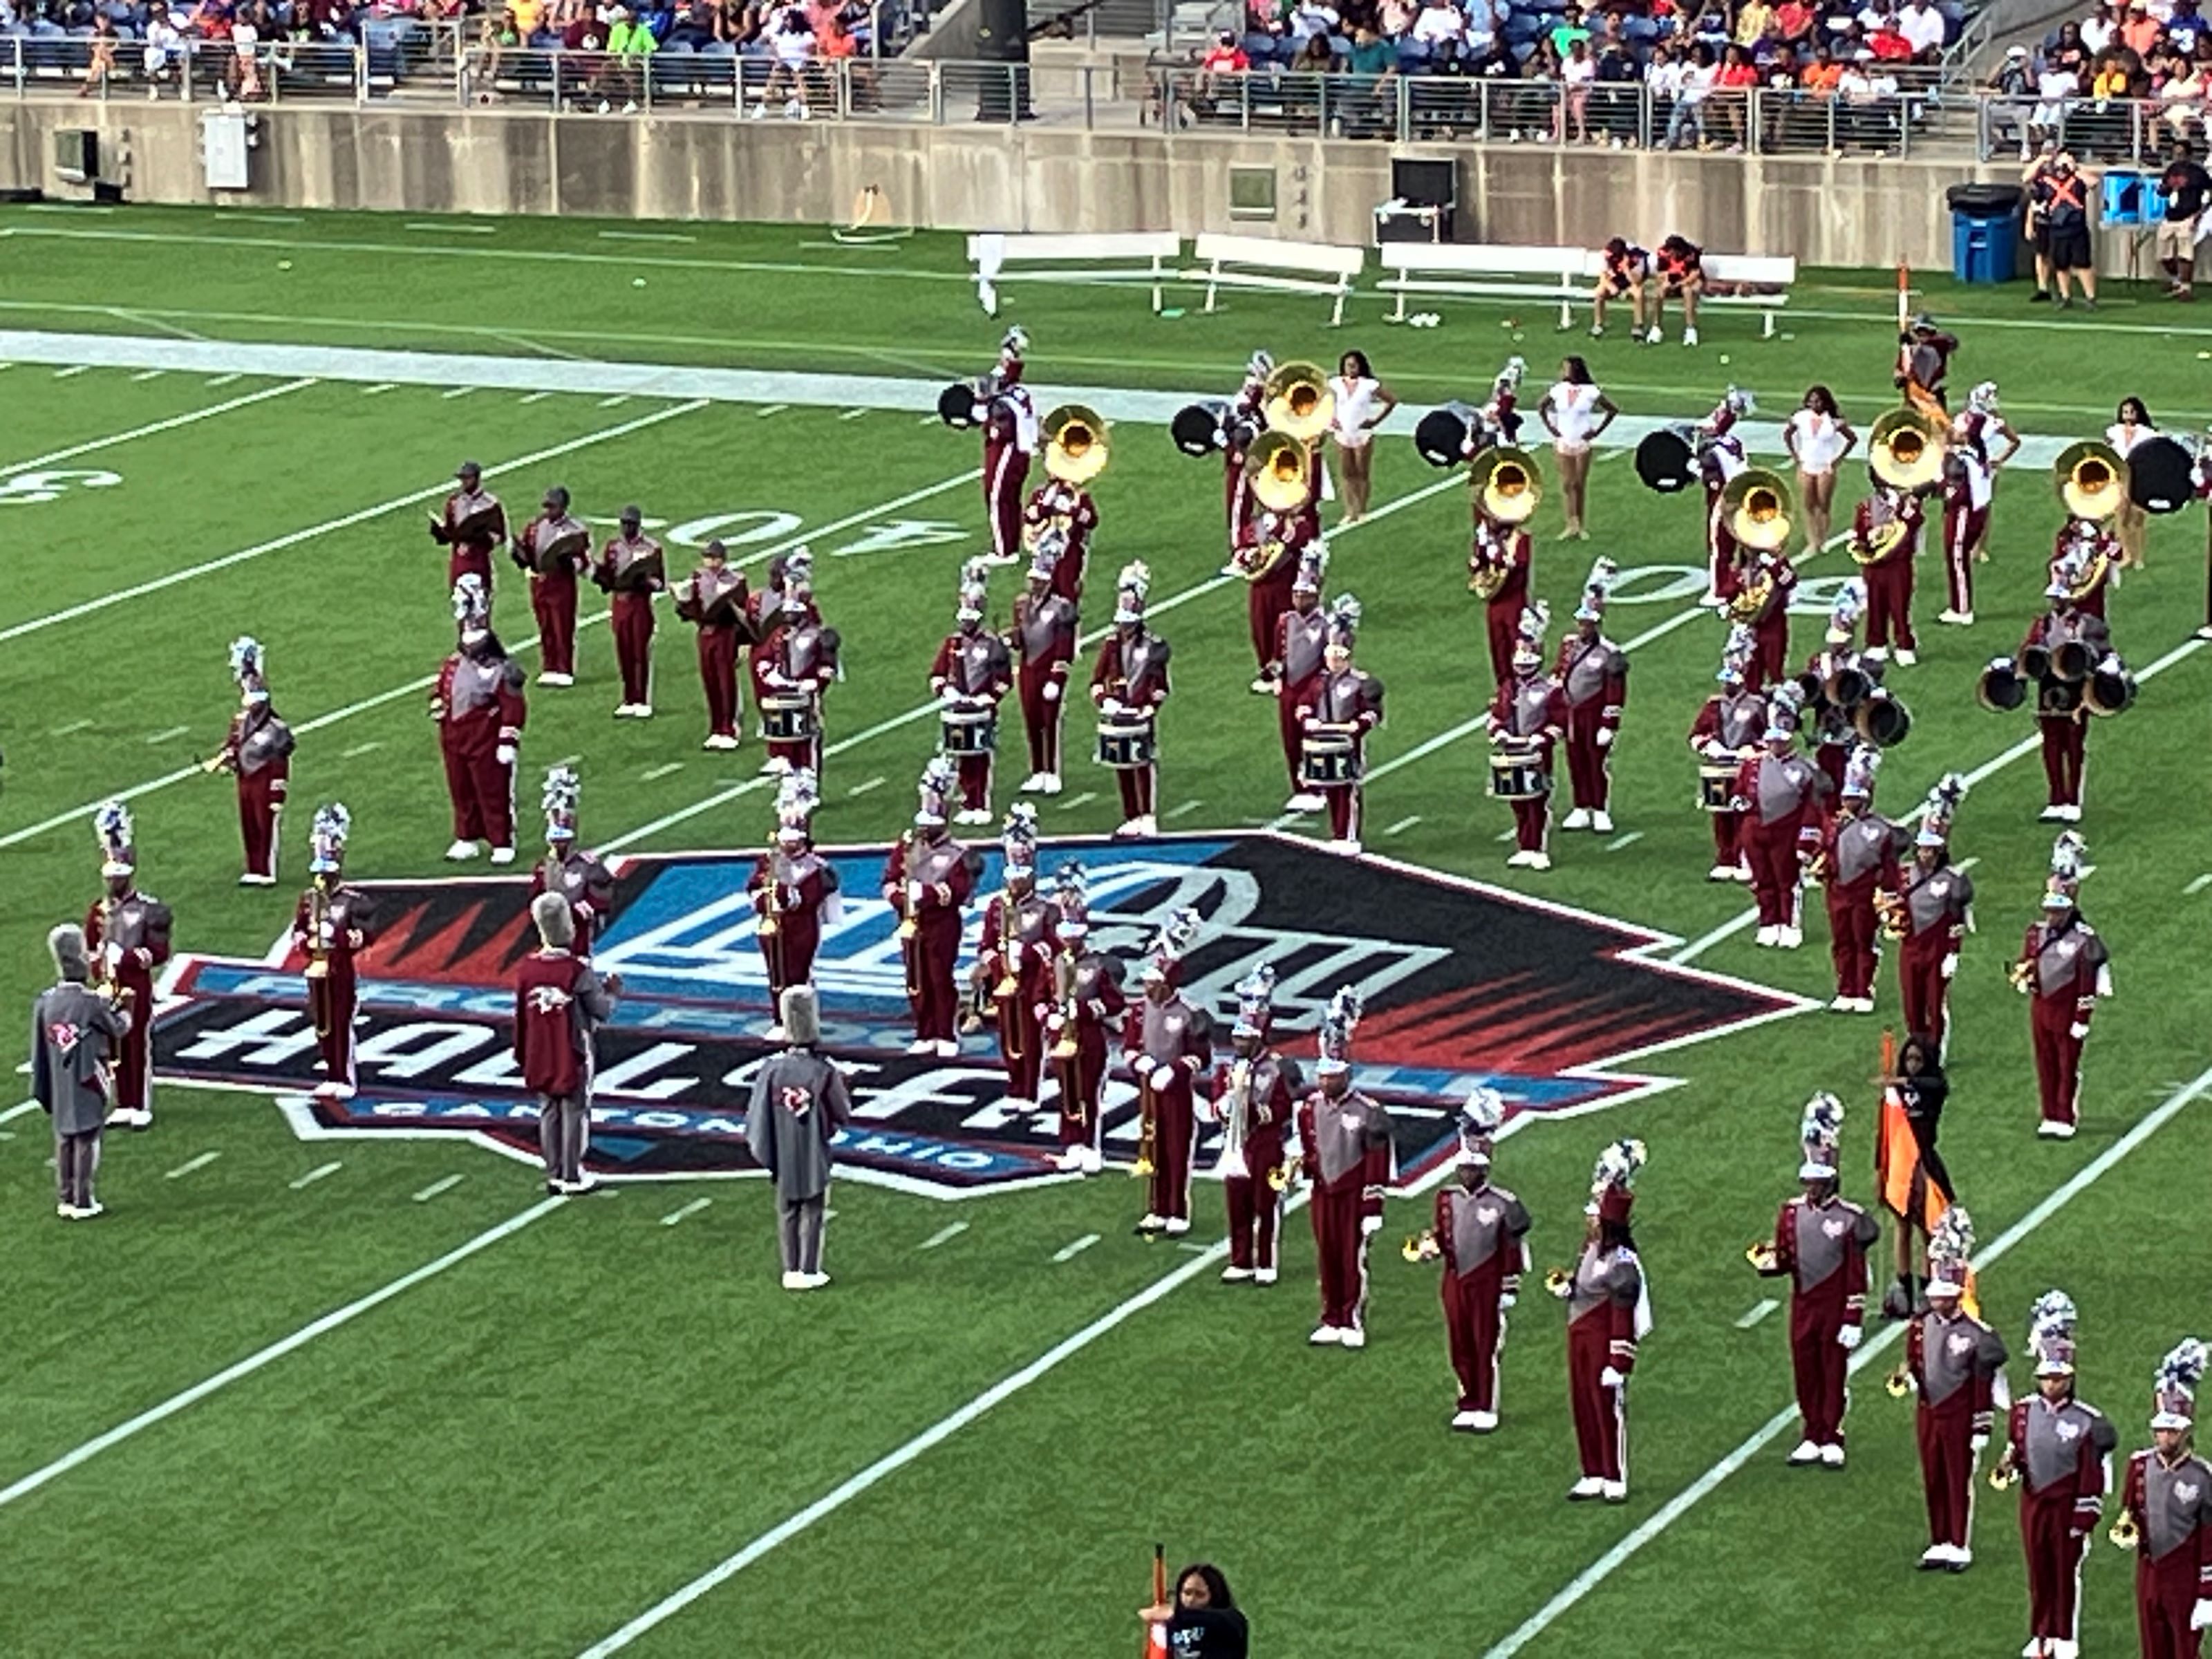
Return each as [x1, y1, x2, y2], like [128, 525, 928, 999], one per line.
[1376, 243, 1592, 328]
[966, 232, 1183, 317]
[1191, 233, 1365, 327]
[1572, 248, 1799, 337]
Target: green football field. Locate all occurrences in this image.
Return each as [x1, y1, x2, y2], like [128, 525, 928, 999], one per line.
[4, 204, 2212, 1658]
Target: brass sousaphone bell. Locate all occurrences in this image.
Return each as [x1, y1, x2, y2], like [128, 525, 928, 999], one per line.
[2055, 439, 2129, 521]
[1471, 444, 1543, 525]
[2085, 653, 2137, 716]
[1976, 657, 2028, 713]
[1853, 688, 1912, 748]
[1042, 404, 1110, 486]
[1720, 467, 1794, 552]
[1245, 430, 1313, 514]
[1868, 407, 1947, 493]
[1260, 360, 1335, 442]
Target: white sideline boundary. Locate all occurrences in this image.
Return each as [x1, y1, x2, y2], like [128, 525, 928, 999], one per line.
[1479, 1059, 2212, 1659]
[0, 376, 315, 478]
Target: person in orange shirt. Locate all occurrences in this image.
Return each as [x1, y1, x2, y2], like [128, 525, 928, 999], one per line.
[2120, 1, 2164, 59]
[1800, 44, 1843, 94]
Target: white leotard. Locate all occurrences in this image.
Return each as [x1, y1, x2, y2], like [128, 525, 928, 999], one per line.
[1330, 375, 1382, 449]
[1787, 408, 1850, 476]
[1545, 381, 1604, 453]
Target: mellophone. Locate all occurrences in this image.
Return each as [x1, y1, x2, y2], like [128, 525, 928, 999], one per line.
[1298, 722, 1362, 789]
[1488, 745, 1548, 800]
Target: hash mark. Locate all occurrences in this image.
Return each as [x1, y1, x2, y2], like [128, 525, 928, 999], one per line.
[206, 373, 241, 387]
[597, 395, 629, 409]
[144, 725, 189, 745]
[53, 365, 91, 379]
[1606, 832, 1644, 851]
[847, 776, 885, 796]
[409, 221, 496, 234]
[756, 404, 789, 419]
[641, 761, 684, 780]
[1165, 800, 1201, 820]
[839, 408, 870, 421]
[1051, 1232, 1100, 1262]
[1385, 815, 1421, 836]
[50, 718, 93, 737]
[660, 1197, 712, 1226]
[2187, 874, 2212, 895]
[165, 1151, 221, 1180]
[919, 1221, 968, 1250]
[362, 383, 399, 396]
[1736, 1299, 1779, 1329]
[442, 386, 476, 400]
[1059, 791, 1098, 811]
[1494, 829, 1517, 843]
[131, 370, 166, 382]
[599, 229, 697, 243]
[289, 1161, 343, 1190]
[412, 1174, 465, 1202]
[521, 391, 555, 404]
[343, 741, 382, 758]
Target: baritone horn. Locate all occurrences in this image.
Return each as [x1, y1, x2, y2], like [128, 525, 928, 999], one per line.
[2055, 439, 2129, 521]
[1245, 429, 1313, 515]
[1261, 360, 1334, 442]
[1721, 467, 1794, 552]
[1042, 404, 1110, 486]
[1472, 445, 1543, 525]
[1869, 407, 1947, 492]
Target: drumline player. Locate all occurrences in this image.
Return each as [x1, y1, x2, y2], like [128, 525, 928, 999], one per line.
[1090, 561, 1173, 840]
[928, 559, 1015, 826]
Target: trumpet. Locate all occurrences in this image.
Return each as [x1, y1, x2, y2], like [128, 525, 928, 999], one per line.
[1745, 1240, 1779, 1273]
[2110, 1510, 2141, 1550]
[1049, 948, 1080, 1061]
[1884, 1363, 1914, 1398]
[1402, 1229, 1441, 1264]
[758, 846, 785, 939]
[1875, 890, 1908, 941]
[2007, 957, 2036, 993]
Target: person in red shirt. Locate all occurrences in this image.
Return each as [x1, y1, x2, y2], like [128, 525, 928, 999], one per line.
[512, 891, 622, 1197]
[1200, 27, 1250, 82]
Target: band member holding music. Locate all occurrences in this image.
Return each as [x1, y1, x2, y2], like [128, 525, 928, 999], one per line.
[1689, 626, 1764, 883]
[1091, 561, 1172, 840]
[1855, 474, 1925, 667]
[1539, 358, 1618, 541]
[513, 485, 590, 687]
[592, 505, 665, 718]
[294, 803, 375, 1099]
[1488, 603, 1567, 872]
[930, 559, 1015, 826]
[514, 890, 622, 1197]
[1993, 1293, 2115, 1658]
[977, 327, 1039, 566]
[1554, 560, 1627, 836]
[32, 922, 131, 1219]
[433, 575, 526, 865]
[86, 800, 169, 1132]
[1896, 314, 1961, 417]
[973, 805, 1058, 1110]
[1296, 595, 1385, 855]
[1905, 1208, 2009, 1572]
[1750, 1095, 1880, 1468]
[1010, 536, 1079, 798]
[1650, 234, 1704, 346]
[1698, 390, 1753, 606]
[744, 984, 854, 1291]
[1044, 864, 1125, 1176]
[2108, 396, 2159, 568]
[1897, 774, 1974, 1055]
[1784, 386, 1858, 555]
[212, 635, 294, 886]
[429, 458, 505, 597]
[749, 769, 836, 1035]
[1327, 349, 1396, 525]
[1127, 910, 1212, 1237]
[1816, 746, 1903, 1015]
[1022, 413, 1101, 601]
[2013, 832, 2114, 1143]
[2049, 512, 2118, 623]
[2018, 552, 2115, 823]
[2112, 1338, 2212, 1659]
[1801, 583, 1877, 796]
[1553, 1140, 1650, 1501]
[1730, 690, 1823, 950]
[749, 547, 809, 706]
[756, 567, 839, 782]
[1940, 385, 2017, 625]
[1297, 988, 1392, 1348]
[1589, 237, 1651, 339]
[1269, 545, 1331, 814]
[529, 765, 615, 957]
[1408, 1089, 1530, 1433]
[884, 758, 977, 1060]
[673, 538, 751, 750]
[1210, 966, 1300, 1286]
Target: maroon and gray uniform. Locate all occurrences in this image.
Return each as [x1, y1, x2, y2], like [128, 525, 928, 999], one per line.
[1435, 1177, 1532, 1417]
[1731, 750, 1822, 930]
[1298, 1086, 1394, 1336]
[1011, 590, 1078, 780]
[883, 832, 975, 1046]
[1801, 645, 1880, 795]
[1855, 492, 1923, 655]
[1090, 628, 1172, 825]
[1474, 521, 1533, 686]
[747, 847, 838, 1001]
[1909, 1307, 2009, 1556]
[2020, 914, 2110, 1132]
[530, 849, 615, 959]
[1897, 860, 1974, 1051]
[930, 627, 1014, 814]
[1210, 1050, 1301, 1277]
[512, 944, 617, 1186]
[675, 562, 751, 742]
[1488, 672, 1568, 856]
[977, 889, 1059, 1104]
[1756, 1194, 1879, 1447]
[2007, 1391, 2117, 1653]
[1554, 632, 1628, 816]
[514, 510, 589, 681]
[982, 383, 1038, 564]
[1271, 603, 1329, 793]
[2121, 1447, 2212, 1659]
[1744, 556, 1799, 691]
[224, 703, 294, 881]
[1049, 948, 1126, 1158]
[1566, 1240, 1645, 1485]
[433, 484, 505, 593]
[1819, 809, 1904, 1004]
[433, 644, 526, 850]
[2050, 525, 2116, 620]
[292, 880, 375, 1095]
[1022, 479, 1096, 601]
[1687, 688, 1766, 871]
[1127, 992, 1213, 1226]
[83, 890, 170, 1121]
[1297, 666, 1385, 844]
[757, 611, 838, 778]
[2022, 608, 2111, 811]
[595, 532, 665, 709]
[1240, 506, 1316, 675]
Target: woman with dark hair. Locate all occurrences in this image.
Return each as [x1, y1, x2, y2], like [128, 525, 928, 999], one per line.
[1326, 348, 1396, 525]
[2104, 394, 2155, 567]
[1539, 355, 1619, 541]
[1875, 1032, 1954, 1316]
[1140, 1562, 1250, 1656]
[1783, 384, 1857, 553]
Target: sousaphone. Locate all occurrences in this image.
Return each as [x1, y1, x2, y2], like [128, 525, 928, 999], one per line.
[1042, 404, 1109, 486]
[1868, 407, 1947, 493]
[1853, 688, 1912, 748]
[1471, 445, 1543, 525]
[2055, 439, 2129, 521]
[2085, 653, 2137, 716]
[1261, 361, 1334, 441]
[1244, 429, 1313, 515]
[2124, 435, 2195, 514]
[1720, 467, 1794, 552]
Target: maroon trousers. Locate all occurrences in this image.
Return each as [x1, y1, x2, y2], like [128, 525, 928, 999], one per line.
[1309, 1181, 1371, 1333]
[1826, 879, 1880, 1000]
[758, 913, 820, 1000]
[2021, 1488, 2091, 1649]
[1443, 1267, 1509, 1415]
[1944, 503, 1987, 614]
[1709, 808, 1745, 870]
[532, 573, 578, 678]
[449, 544, 493, 596]
[237, 761, 287, 880]
[1017, 662, 1065, 776]
[1897, 934, 1953, 1049]
[1789, 1300, 1850, 1446]
[995, 988, 1044, 1100]
[1568, 1318, 1627, 1481]
[1510, 794, 1550, 854]
[1248, 574, 1294, 675]
[1056, 1031, 1107, 1152]
[610, 592, 655, 706]
[1280, 673, 1318, 792]
[111, 966, 154, 1115]
[2138, 1548, 2206, 1659]
[1743, 820, 1803, 927]
[696, 624, 740, 739]
[1916, 1395, 1979, 1550]
[308, 968, 357, 1093]
[1813, 743, 1848, 796]
[1143, 1074, 1196, 1222]
[1562, 706, 1611, 811]
[984, 440, 1029, 563]
[1485, 600, 1517, 686]
[1224, 1129, 1284, 1273]
[1116, 762, 1157, 822]
[1324, 784, 1364, 843]
[955, 748, 996, 812]
[442, 741, 516, 848]
[2031, 997, 2087, 1129]
[1752, 613, 1790, 691]
[2038, 715, 2086, 808]
[902, 915, 961, 1042]
[1866, 556, 1917, 652]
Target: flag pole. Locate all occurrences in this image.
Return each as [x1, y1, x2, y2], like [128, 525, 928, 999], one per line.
[1144, 1542, 1168, 1656]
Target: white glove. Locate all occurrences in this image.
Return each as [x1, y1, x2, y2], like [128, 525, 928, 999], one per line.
[1595, 727, 1614, 749]
[2191, 1600, 2212, 1633]
[495, 744, 516, 767]
[1838, 1324, 1863, 1351]
[1101, 696, 1124, 716]
[906, 879, 924, 908]
[1360, 1215, 1382, 1238]
[1600, 1367, 1624, 1389]
[1940, 953, 1958, 981]
[1132, 1054, 1157, 1078]
[1499, 1292, 1517, 1309]
[937, 686, 961, 704]
[1042, 682, 1060, 702]
[2069, 1022, 2090, 1040]
[1971, 1434, 1989, 1454]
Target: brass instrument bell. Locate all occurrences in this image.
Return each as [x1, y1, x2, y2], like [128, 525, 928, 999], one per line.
[1042, 403, 1110, 486]
[2050, 637, 2094, 684]
[1868, 407, 1947, 493]
[1472, 445, 1543, 526]
[2110, 1510, 2141, 1550]
[2055, 439, 2129, 521]
[1261, 360, 1334, 442]
[2020, 641, 2054, 683]
[1976, 659, 2027, 713]
[1721, 467, 1794, 552]
[1246, 429, 1313, 514]
[1988, 1461, 2020, 1491]
[2084, 657, 2136, 717]
[1884, 1363, 1913, 1398]
[1852, 689, 1911, 749]
[1744, 1240, 1779, 1272]
[1823, 661, 1872, 710]
[1543, 1266, 1571, 1296]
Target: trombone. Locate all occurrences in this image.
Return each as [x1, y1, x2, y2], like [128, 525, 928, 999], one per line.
[1402, 1228, 1441, 1264]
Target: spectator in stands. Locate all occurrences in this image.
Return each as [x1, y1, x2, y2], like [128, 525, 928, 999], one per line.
[1548, 2, 1590, 57]
[1593, 26, 1642, 141]
[1553, 37, 1596, 138]
[1407, 0, 1467, 72]
[144, 6, 185, 93]
[2159, 53, 2206, 142]
[1775, 0, 1817, 48]
[79, 10, 118, 93]
[1896, 0, 1943, 59]
[2031, 55, 2077, 145]
[756, 2, 812, 115]
[1288, 0, 1340, 59]
[2046, 19, 2088, 77]
[1983, 44, 2034, 157]
[1736, 0, 1774, 48]
[2122, 0, 2162, 57]
[1199, 28, 1248, 91]
[1290, 27, 1333, 70]
[1664, 39, 1717, 144]
[1244, 0, 1292, 66]
[2035, 149, 2100, 307]
[2080, 0, 2117, 56]
[2157, 139, 2210, 297]
[1709, 41, 1756, 148]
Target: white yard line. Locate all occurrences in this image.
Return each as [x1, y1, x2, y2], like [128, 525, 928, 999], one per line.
[362, 382, 399, 396]
[756, 404, 789, 419]
[1479, 1060, 2212, 1659]
[599, 230, 697, 244]
[411, 1174, 466, 1203]
[130, 370, 167, 382]
[838, 408, 870, 422]
[0, 1100, 42, 1124]
[917, 1221, 968, 1250]
[288, 1161, 343, 1190]
[2188, 873, 2212, 895]
[1605, 831, 1644, 852]
[441, 386, 476, 401]
[1056, 791, 1099, 812]
[1050, 1232, 1100, 1262]
[163, 1150, 221, 1180]
[659, 1197, 713, 1227]
[49, 718, 93, 738]
[51, 364, 90, 379]
[0, 1197, 564, 1511]
[1165, 800, 1202, 821]
[846, 776, 885, 796]
[596, 395, 628, 409]
[342, 742, 383, 759]
[144, 725, 190, 745]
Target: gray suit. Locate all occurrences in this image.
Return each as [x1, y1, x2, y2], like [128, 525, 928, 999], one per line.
[31, 979, 131, 1210]
[744, 1048, 854, 1276]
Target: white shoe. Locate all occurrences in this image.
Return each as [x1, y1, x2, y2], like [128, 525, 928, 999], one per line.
[2058, 804, 2081, 823]
[1327, 838, 1362, 856]
[803, 1271, 830, 1288]
[1643, 325, 1662, 345]
[1250, 677, 1275, 695]
[906, 1038, 933, 1056]
[1734, 862, 1754, 883]
[2197, 624, 2212, 641]
[57, 1203, 79, 1219]
[760, 756, 791, 776]
[238, 872, 276, 887]
[1506, 850, 1534, 868]
[1918, 1544, 1949, 1570]
[1600, 1479, 1629, 1501]
[1018, 773, 1044, 793]
[1114, 817, 1145, 839]
[1309, 1324, 1344, 1345]
[1039, 774, 1063, 795]
[1284, 791, 1325, 813]
[489, 846, 516, 865]
[1562, 807, 1591, 831]
[1707, 863, 1736, 881]
[1469, 1409, 1499, 1432]
[704, 733, 739, 750]
[1078, 1147, 1103, 1175]
[1526, 852, 1552, 871]
[1451, 1409, 1481, 1430]
[1568, 1476, 1606, 1499]
[2038, 1120, 2077, 1140]
[2039, 805, 2065, 823]
[1864, 646, 1889, 664]
[1338, 1327, 1367, 1349]
[1779, 926, 1802, 949]
[781, 1271, 806, 1291]
[935, 1040, 961, 1060]
[1163, 1216, 1190, 1235]
[1756, 925, 1779, 948]
[1253, 1266, 1277, 1285]
[1591, 811, 1613, 834]
[1787, 1438, 1823, 1465]
[1893, 650, 1916, 668]
[1936, 610, 1972, 627]
[445, 839, 480, 861]
[1828, 995, 1855, 1013]
[614, 703, 636, 717]
[1138, 1213, 1166, 1232]
[1819, 1443, 1846, 1468]
[1681, 327, 1699, 347]
[1050, 1147, 1085, 1172]
[1588, 325, 1605, 339]
[538, 671, 574, 687]
[1221, 1265, 1254, 1282]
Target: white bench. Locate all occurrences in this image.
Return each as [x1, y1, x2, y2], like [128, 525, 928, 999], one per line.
[966, 232, 1184, 317]
[1191, 233, 1366, 328]
[1376, 243, 1592, 328]
[1572, 249, 1799, 337]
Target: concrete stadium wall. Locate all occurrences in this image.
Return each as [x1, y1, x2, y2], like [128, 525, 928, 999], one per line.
[0, 99, 2079, 273]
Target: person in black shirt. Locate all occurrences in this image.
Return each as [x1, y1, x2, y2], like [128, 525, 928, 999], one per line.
[1891, 1033, 1953, 1202]
[1141, 1562, 1250, 1658]
[2156, 140, 2211, 300]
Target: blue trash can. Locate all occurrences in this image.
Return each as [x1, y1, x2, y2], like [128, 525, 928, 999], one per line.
[1951, 208, 2018, 285]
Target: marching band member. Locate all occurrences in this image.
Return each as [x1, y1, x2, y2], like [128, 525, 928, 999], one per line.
[513, 890, 621, 1198]
[1939, 384, 2018, 624]
[1896, 313, 1962, 418]
[974, 805, 1058, 1110]
[592, 504, 666, 718]
[1126, 910, 1212, 1237]
[1295, 595, 1385, 855]
[2049, 516, 2117, 622]
[1741, 543, 1799, 693]
[1897, 774, 1974, 1053]
[1210, 966, 1300, 1285]
[1326, 348, 1396, 525]
[1539, 357, 1618, 541]
[747, 549, 809, 712]
[1470, 494, 1535, 689]
[429, 458, 505, 597]
[2108, 396, 2159, 568]
[529, 766, 615, 957]
[1044, 865, 1124, 1175]
[1906, 1208, 2010, 1573]
[2199, 440, 2212, 640]
[1480, 355, 1527, 448]
[747, 769, 837, 1033]
[1649, 234, 1705, 346]
[1238, 493, 1320, 691]
[1854, 471, 1925, 667]
[1269, 543, 1331, 813]
[2023, 555, 2112, 823]
[1699, 390, 1753, 606]
[673, 538, 751, 750]
[1554, 1140, 1651, 1501]
[1022, 467, 1097, 600]
[1553, 560, 1627, 836]
[756, 565, 840, 781]
[1730, 688, 1823, 950]
[1816, 746, 1903, 1014]
[1223, 351, 1271, 558]
[1687, 626, 1764, 883]
[883, 758, 977, 1060]
[977, 327, 1039, 566]
[2013, 832, 2114, 1142]
[1802, 582, 1875, 796]
[432, 575, 526, 865]
[213, 635, 294, 886]
[512, 485, 590, 688]
[86, 801, 170, 1132]
[32, 923, 131, 1220]
[1488, 602, 1568, 872]
[1750, 1095, 1880, 1468]
[930, 559, 1015, 826]
[1588, 236, 1651, 339]
[1994, 1292, 2115, 1659]
[1090, 561, 1172, 840]
[2112, 1338, 2212, 1659]
[1409, 1089, 1530, 1432]
[1009, 535, 1079, 797]
[293, 803, 374, 1100]
[744, 985, 854, 1292]
[1784, 386, 1858, 555]
[1297, 987, 1392, 1348]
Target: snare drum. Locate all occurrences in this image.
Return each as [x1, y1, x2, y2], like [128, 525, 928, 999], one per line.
[1488, 751, 1547, 800]
[1095, 717, 1156, 770]
[939, 705, 997, 756]
[1697, 762, 1739, 813]
[760, 693, 818, 744]
[1298, 735, 1360, 789]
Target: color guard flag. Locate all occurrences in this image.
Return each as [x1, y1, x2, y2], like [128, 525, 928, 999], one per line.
[1873, 1028, 1947, 1235]
[1146, 1543, 1168, 1656]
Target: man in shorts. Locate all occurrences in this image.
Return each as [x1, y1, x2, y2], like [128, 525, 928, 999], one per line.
[2156, 140, 2210, 301]
[2034, 151, 2099, 310]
